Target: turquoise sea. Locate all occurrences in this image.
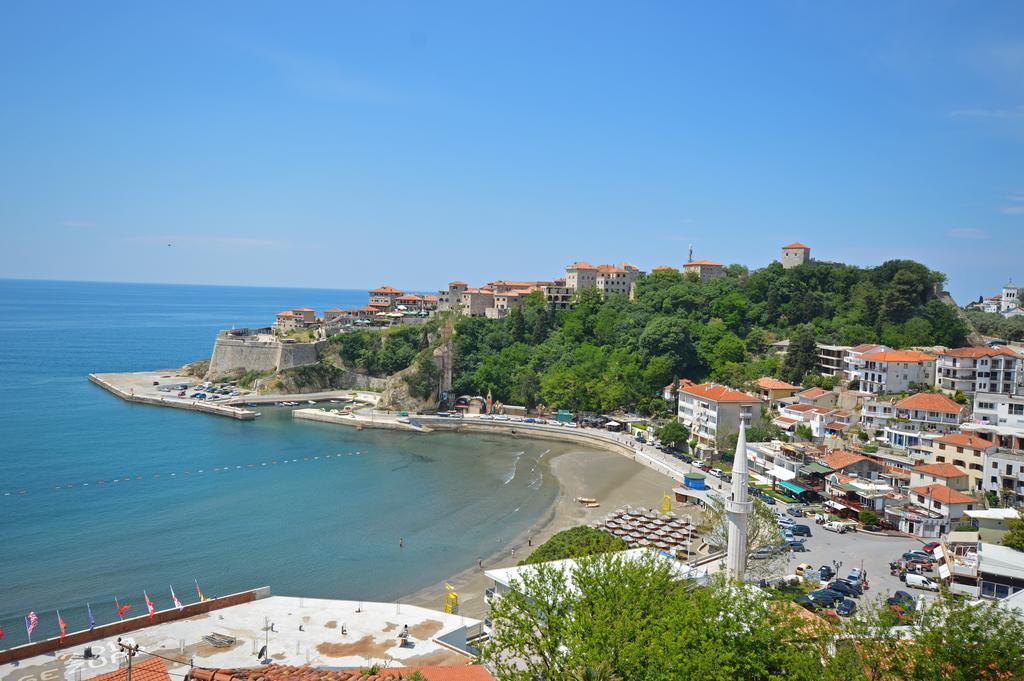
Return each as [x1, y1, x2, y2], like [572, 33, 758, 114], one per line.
[0, 279, 561, 649]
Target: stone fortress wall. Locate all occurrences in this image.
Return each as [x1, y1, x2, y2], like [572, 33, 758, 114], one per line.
[207, 329, 324, 377]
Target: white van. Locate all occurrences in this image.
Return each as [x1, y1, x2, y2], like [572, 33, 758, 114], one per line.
[905, 573, 940, 591]
[823, 521, 847, 534]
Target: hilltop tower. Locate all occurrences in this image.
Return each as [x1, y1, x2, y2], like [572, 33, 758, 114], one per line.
[781, 242, 810, 269]
[725, 421, 753, 580]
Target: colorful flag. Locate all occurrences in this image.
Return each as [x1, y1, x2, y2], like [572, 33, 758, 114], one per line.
[0, 623, 4, 639]
[25, 612, 38, 642]
[87, 603, 96, 631]
[57, 610, 67, 642]
[115, 597, 132, 620]
[170, 586, 183, 611]
[144, 591, 155, 620]
[195, 579, 206, 602]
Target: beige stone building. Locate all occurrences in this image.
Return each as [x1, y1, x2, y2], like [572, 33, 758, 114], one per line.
[682, 259, 725, 281]
[781, 242, 811, 269]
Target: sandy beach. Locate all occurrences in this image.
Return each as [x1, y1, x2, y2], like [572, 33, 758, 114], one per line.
[404, 444, 699, 618]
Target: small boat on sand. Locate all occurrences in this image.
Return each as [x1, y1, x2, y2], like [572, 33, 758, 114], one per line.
[575, 496, 597, 504]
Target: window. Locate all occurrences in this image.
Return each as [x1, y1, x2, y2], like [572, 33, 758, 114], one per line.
[978, 402, 994, 410]
[1010, 404, 1024, 416]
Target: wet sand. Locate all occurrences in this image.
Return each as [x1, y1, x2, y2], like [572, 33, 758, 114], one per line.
[403, 445, 700, 618]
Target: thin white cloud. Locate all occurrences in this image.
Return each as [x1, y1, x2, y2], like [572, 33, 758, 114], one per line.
[948, 228, 988, 239]
[1002, 206, 1024, 215]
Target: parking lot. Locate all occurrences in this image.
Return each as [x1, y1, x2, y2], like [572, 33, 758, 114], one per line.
[774, 507, 940, 607]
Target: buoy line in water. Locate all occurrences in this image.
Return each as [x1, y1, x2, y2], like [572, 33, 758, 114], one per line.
[0, 451, 366, 498]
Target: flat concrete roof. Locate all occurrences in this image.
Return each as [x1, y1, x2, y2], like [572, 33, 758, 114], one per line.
[1, 597, 480, 681]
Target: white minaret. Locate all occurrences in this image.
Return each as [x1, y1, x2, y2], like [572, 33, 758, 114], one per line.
[725, 421, 753, 580]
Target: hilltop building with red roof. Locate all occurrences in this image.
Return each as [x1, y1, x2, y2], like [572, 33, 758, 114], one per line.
[781, 242, 811, 269]
[682, 259, 725, 282]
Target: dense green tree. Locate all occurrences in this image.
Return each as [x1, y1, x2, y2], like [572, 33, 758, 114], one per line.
[781, 324, 818, 384]
[1002, 509, 1024, 551]
[521, 526, 627, 565]
[655, 420, 689, 449]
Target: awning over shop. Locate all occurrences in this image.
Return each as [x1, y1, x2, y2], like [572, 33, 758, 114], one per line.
[779, 480, 807, 496]
[800, 462, 832, 476]
[770, 466, 797, 481]
[824, 500, 847, 510]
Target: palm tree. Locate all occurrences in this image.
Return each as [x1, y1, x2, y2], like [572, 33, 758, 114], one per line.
[567, 661, 621, 681]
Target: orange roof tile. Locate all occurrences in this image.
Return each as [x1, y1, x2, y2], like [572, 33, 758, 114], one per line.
[941, 346, 1022, 359]
[774, 416, 799, 424]
[597, 264, 627, 273]
[862, 350, 935, 363]
[293, 308, 314, 312]
[913, 462, 969, 478]
[895, 393, 964, 414]
[679, 382, 761, 403]
[784, 403, 817, 413]
[821, 450, 869, 471]
[422, 294, 439, 301]
[684, 260, 723, 267]
[325, 308, 343, 313]
[276, 311, 294, 317]
[933, 432, 995, 449]
[756, 377, 799, 390]
[370, 286, 404, 294]
[89, 658, 170, 681]
[850, 343, 883, 353]
[824, 421, 850, 430]
[783, 242, 810, 249]
[798, 387, 828, 398]
[448, 280, 467, 286]
[567, 261, 597, 269]
[397, 294, 422, 301]
[910, 484, 976, 505]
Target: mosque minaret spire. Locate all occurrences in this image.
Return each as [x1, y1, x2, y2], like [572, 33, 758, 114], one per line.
[725, 420, 753, 580]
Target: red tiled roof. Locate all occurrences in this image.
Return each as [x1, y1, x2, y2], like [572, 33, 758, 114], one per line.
[190, 666, 494, 681]
[850, 343, 883, 353]
[678, 382, 761, 403]
[821, 450, 869, 471]
[756, 377, 799, 390]
[798, 387, 828, 398]
[862, 350, 935, 363]
[933, 432, 995, 449]
[448, 281, 467, 286]
[293, 308, 314, 312]
[684, 260, 723, 267]
[783, 403, 817, 413]
[325, 308, 343, 313]
[941, 346, 1021, 359]
[913, 463, 969, 479]
[824, 421, 850, 430]
[422, 294, 439, 301]
[783, 242, 810, 249]
[597, 264, 626, 273]
[397, 294, 422, 301]
[277, 311, 295, 317]
[567, 261, 596, 270]
[895, 393, 964, 414]
[774, 416, 799, 424]
[370, 286, 404, 294]
[89, 658, 170, 681]
[910, 484, 975, 505]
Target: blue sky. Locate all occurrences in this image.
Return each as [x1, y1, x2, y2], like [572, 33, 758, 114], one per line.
[1, 2, 1021, 302]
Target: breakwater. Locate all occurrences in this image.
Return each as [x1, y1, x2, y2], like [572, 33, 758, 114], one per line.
[89, 373, 259, 420]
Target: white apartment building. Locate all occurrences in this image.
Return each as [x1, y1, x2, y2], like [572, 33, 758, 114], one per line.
[857, 350, 936, 395]
[862, 392, 966, 450]
[565, 262, 599, 290]
[936, 346, 1023, 397]
[596, 263, 641, 297]
[816, 344, 850, 377]
[966, 392, 1024, 451]
[843, 343, 890, 383]
[983, 449, 1024, 507]
[676, 381, 764, 453]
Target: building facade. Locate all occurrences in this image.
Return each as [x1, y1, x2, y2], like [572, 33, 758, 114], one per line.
[780, 242, 811, 269]
[676, 381, 763, 453]
[857, 350, 936, 395]
[936, 347, 1023, 397]
[682, 259, 725, 281]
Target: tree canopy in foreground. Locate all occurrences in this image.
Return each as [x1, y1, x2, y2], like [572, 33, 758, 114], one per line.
[481, 552, 1024, 681]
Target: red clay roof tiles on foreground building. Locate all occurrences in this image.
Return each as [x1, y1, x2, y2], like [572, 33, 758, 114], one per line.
[798, 387, 828, 398]
[862, 350, 935, 363]
[910, 484, 976, 505]
[820, 450, 868, 471]
[933, 433, 995, 449]
[895, 393, 964, 414]
[188, 665, 494, 681]
[913, 463, 969, 478]
[678, 382, 761, 403]
[942, 346, 1021, 359]
[756, 377, 799, 390]
[89, 658, 171, 681]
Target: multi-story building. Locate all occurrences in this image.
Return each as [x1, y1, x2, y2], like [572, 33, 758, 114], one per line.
[753, 377, 800, 405]
[965, 508, 1023, 541]
[460, 288, 494, 317]
[857, 350, 936, 395]
[544, 279, 573, 310]
[437, 281, 468, 312]
[929, 432, 996, 492]
[368, 286, 404, 309]
[596, 264, 642, 298]
[936, 347, 1023, 397]
[887, 483, 978, 537]
[843, 343, 891, 384]
[676, 381, 764, 453]
[274, 308, 316, 332]
[565, 262, 599, 291]
[965, 391, 1024, 450]
[982, 448, 1024, 507]
[910, 463, 970, 491]
[816, 344, 850, 377]
[487, 290, 529, 319]
[970, 280, 1022, 318]
[682, 259, 725, 281]
[780, 242, 811, 269]
[795, 386, 837, 407]
[862, 392, 966, 450]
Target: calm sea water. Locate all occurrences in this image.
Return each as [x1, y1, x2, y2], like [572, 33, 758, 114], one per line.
[0, 279, 560, 649]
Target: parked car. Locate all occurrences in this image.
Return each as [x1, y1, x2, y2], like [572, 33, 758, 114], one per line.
[790, 524, 812, 537]
[902, 551, 931, 562]
[886, 591, 915, 610]
[819, 565, 836, 581]
[833, 578, 863, 596]
[710, 468, 724, 478]
[837, 598, 857, 617]
[795, 562, 815, 576]
[828, 581, 859, 598]
[793, 595, 817, 611]
[786, 506, 805, 517]
[922, 541, 942, 554]
[777, 515, 795, 526]
[786, 540, 808, 552]
[808, 589, 843, 607]
[751, 546, 776, 560]
[847, 568, 862, 582]
[824, 521, 847, 534]
[905, 573, 940, 591]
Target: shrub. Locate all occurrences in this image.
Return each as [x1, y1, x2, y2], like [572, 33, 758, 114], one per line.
[521, 526, 627, 565]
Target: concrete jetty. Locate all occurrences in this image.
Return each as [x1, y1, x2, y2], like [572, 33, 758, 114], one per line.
[89, 372, 260, 420]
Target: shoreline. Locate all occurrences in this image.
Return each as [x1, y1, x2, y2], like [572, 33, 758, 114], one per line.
[402, 444, 697, 618]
